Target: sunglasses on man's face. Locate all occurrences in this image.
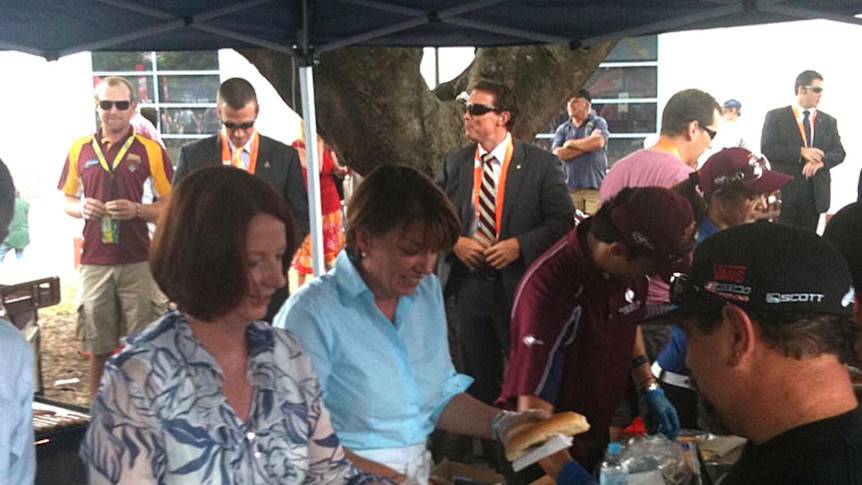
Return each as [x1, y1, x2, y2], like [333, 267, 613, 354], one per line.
[804, 86, 824, 94]
[222, 120, 255, 130]
[463, 102, 500, 117]
[98, 100, 131, 111]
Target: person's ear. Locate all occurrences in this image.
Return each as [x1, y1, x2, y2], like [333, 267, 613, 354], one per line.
[607, 241, 628, 258]
[498, 111, 511, 127]
[687, 120, 699, 141]
[354, 227, 372, 254]
[722, 304, 757, 366]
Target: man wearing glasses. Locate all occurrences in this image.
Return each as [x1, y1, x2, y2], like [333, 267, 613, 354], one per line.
[641, 223, 862, 484]
[761, 70, 845, 232]
[436, 80, 573, 417]
[600, 88, 720, 203]
[58, 76, 174, 398]
[174, 77, 308, 321]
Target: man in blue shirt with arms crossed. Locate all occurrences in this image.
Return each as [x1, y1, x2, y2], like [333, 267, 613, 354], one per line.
[551, 89, 609, 216]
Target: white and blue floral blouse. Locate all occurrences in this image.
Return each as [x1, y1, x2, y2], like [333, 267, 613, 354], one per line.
[81, 310, 377, 485]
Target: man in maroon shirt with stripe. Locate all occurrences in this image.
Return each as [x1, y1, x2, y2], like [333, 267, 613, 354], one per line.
[58, 76, 174, 398]
[499, 187, 695, 471]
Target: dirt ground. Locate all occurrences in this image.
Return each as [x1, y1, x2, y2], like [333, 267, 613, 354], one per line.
[38, 277, 91, 408]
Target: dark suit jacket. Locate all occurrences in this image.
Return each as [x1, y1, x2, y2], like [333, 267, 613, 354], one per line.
[436, 138, 574, 304]
[174, 134, 310, 235]
[761, 106, 845, 213]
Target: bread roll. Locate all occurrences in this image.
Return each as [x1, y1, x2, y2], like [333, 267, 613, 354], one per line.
[504, 411, 590, 461]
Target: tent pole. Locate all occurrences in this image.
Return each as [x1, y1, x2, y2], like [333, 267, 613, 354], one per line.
[299, 66, 325, 277]
[297, 0, 324, 278]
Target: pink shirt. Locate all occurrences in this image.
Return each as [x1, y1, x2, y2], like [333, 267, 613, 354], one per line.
[131, 113, 164, 148]
[599, 149, 693, 202]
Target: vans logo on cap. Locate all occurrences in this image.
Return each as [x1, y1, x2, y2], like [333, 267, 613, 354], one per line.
[713, 264, 747, 283]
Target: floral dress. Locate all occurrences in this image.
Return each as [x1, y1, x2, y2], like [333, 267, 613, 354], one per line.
[81, 310, 378, 485]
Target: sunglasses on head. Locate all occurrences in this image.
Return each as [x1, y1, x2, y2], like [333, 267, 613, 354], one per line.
[804, 86, 824, 94]
[98, 100, 131, 111]
[222, 120, 255, 130]
[713, 153, 771, 188]
[463, 102, 500, 117]
[669, 273, 727, 308]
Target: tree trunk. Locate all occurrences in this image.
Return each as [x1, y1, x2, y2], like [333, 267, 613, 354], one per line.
[240, 41, 615, 176]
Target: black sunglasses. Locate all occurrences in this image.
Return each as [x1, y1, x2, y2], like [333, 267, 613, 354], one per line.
[222, 120, 255, 130]
[463, 102, 500, 116]
[804, 86, 824, 94]
[98, 100, 131, 111]
[699, 124, 717, 141]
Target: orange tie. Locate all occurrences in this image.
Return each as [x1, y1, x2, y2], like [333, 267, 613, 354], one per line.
[232, 146, 245, 169]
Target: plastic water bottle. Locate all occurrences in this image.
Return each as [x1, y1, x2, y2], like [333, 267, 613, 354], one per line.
[599, 442, 629, 485]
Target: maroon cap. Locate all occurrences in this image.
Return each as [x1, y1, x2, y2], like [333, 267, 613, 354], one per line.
[608, 187, 696, 276]
[699, 147, 792, 198]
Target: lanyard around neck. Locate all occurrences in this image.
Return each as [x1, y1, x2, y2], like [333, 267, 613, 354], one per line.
[92, 133, 135, 174]
[472, 136, 514, 235]
[655, 137, 683, 162]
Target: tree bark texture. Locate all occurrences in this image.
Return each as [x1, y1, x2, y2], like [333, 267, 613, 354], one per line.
[240, 41, 616, 176]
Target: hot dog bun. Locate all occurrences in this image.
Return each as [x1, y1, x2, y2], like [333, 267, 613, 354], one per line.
[504, 411, 590, 461]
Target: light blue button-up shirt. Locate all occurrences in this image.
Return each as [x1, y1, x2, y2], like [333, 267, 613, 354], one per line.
[0, 319, 35, 485]
[275, 250, 472, 451]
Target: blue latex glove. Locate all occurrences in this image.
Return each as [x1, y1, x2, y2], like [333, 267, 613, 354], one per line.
[556, 460, 597, 485]
[639, 388, 680, 440]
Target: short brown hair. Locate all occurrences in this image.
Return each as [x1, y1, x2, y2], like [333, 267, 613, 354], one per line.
[151, 166, 299, 321]
[94, 76, 136, 102]
[345, 164, 459, 255]
[660, 88, 719, 136]
[469, 79, 518, 130]
[217, 77, 258, 110]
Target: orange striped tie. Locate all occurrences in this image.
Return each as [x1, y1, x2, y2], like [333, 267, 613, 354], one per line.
[232, 146, 244, 169]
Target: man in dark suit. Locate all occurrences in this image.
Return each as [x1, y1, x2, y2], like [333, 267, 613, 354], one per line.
[437, 80, 574, 407]
[174, 77, 309, 320]
[761, 69, 845, 231]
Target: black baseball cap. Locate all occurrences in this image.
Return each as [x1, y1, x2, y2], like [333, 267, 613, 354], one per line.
[640, 222, 855, 325]
[573, 88, 591, 102]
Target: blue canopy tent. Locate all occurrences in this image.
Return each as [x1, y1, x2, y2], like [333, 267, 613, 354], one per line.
[2, 0, 860, 274]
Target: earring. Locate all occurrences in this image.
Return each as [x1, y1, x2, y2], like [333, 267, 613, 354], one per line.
[361, 251, 368, 258]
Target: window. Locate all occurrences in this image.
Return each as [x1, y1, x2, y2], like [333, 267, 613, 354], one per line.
[92, 51, 221, 163]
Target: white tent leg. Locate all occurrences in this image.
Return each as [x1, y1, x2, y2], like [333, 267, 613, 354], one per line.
[299, 65, 325, 276]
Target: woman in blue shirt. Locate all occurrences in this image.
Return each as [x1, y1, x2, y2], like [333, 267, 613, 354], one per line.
[276, 164, 540, 484]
